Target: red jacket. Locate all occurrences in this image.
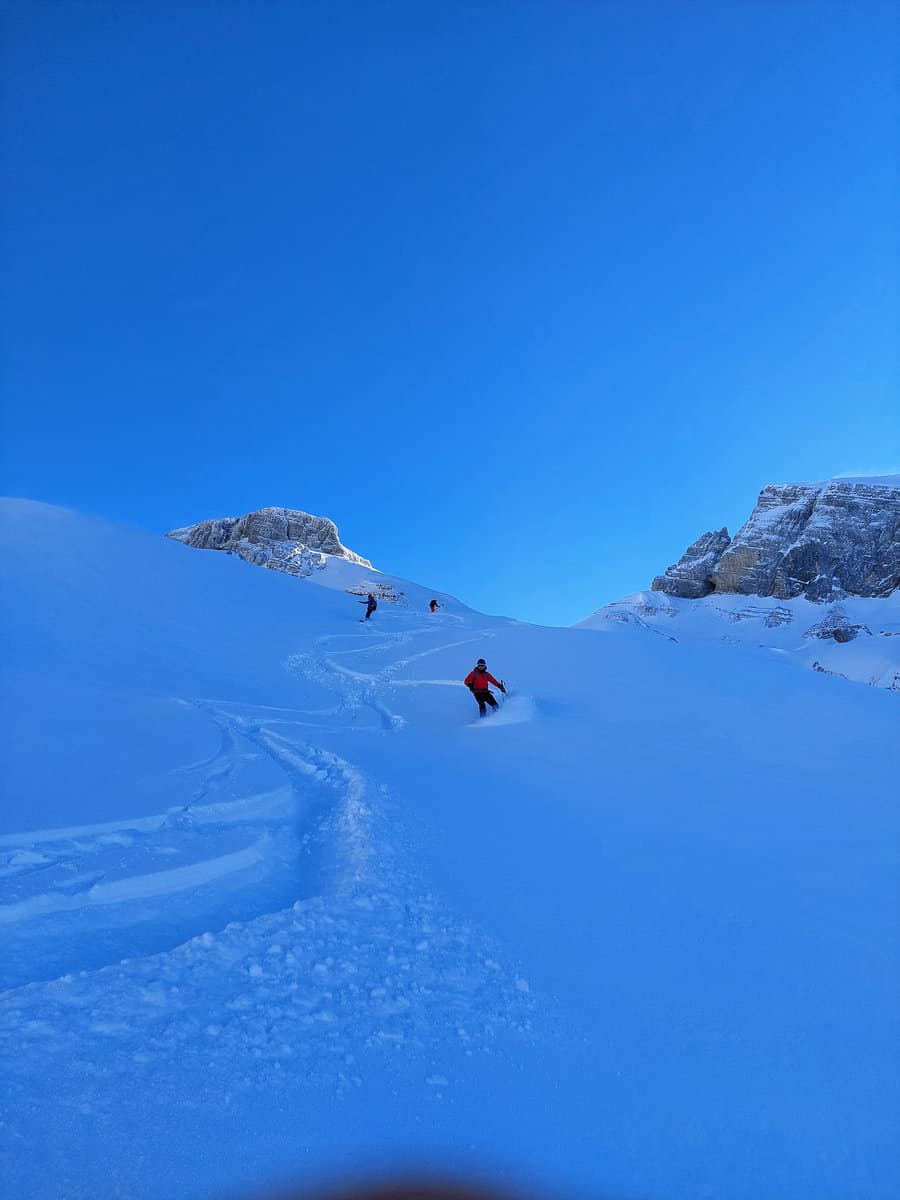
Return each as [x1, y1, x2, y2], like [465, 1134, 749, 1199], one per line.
[464, 668, 501, 691]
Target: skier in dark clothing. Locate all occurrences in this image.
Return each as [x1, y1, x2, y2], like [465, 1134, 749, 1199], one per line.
[429, 599, 441, 613]
[464, 658, 506, 717]
[359, 593, 377, 621]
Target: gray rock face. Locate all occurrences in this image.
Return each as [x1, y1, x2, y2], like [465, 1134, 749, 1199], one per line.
[651, 478, 899, 601]
[722, 603, 795, 627]
[651, 528, 732, 598]
[167, 507, 372, 576]
[804, 606, 872, 643]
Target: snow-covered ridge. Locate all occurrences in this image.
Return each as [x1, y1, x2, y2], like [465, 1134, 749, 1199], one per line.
[168, 506, 373, 576]
[580, 589, 900, 690]
[651, 476, 899, 602]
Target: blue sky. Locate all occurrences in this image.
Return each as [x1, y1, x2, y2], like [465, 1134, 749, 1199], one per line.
[2, 0, 897, 625]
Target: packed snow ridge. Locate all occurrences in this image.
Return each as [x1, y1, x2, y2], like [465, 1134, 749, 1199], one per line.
[650, 476, 899, 602]
[168, 506, 373, 576]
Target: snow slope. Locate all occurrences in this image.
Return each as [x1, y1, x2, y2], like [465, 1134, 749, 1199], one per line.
[1, 499, 899, 1200]
[579, 589, 900, 690]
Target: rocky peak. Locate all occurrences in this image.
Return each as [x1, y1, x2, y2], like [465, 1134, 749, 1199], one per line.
[652, 477, 899, 602]
[167, 507, 372, 577]
[649, 528, 731, 600]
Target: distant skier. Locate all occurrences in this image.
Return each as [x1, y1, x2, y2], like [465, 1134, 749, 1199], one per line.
[464, 658, 506, 717]
[429, 599, 441, 613]
[359, 593, 377, 621]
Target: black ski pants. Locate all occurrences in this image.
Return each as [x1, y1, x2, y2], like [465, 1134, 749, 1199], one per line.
[472, 688, 498, 716]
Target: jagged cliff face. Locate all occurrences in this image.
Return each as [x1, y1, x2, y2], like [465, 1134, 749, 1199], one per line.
[649, 529, 732, 600]
[652, 478, 900, 602]
[167, 507, 373, 576]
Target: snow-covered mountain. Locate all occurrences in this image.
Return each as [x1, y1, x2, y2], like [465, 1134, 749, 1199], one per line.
[2, 498, 899, 1200]
[168, 504, 464, 618]
[581, 476, 900, 689]
[651, 476, 899, 601]
[168, 505, 374, 576]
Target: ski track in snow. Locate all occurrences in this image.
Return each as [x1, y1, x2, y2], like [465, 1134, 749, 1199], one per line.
[0, 620, 541, 1116]
[0, 622, 532, 958]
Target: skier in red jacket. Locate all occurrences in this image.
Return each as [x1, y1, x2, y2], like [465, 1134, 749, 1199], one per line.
[464, 658, 506, 717]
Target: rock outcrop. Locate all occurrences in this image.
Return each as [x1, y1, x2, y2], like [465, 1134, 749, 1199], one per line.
[804, 607, 872, 643]
[167, 507, 372, 577]
[652, 478, 899, 602]
[651, 529, 731, 599]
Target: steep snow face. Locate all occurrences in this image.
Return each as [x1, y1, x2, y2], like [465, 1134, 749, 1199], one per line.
[652, 476, 900, 601]
[2, 500, 900, 1200]
[168, 505, 373, 575]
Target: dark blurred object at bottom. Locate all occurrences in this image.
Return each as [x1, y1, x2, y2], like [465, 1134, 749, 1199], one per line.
[271, 1179, 526, 1200]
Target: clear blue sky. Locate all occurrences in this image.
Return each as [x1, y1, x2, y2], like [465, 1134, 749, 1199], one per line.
[2, 1, 897, 624]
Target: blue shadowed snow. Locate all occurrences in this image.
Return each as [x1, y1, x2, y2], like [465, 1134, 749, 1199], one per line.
[1, 499, 898, 1200]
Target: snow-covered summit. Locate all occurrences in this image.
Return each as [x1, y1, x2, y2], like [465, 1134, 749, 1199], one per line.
[168, 506, 373, 576]
[830, 473, 900, 487]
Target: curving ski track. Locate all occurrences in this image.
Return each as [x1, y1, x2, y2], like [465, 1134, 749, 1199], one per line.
[0, 620, 540, 1133]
